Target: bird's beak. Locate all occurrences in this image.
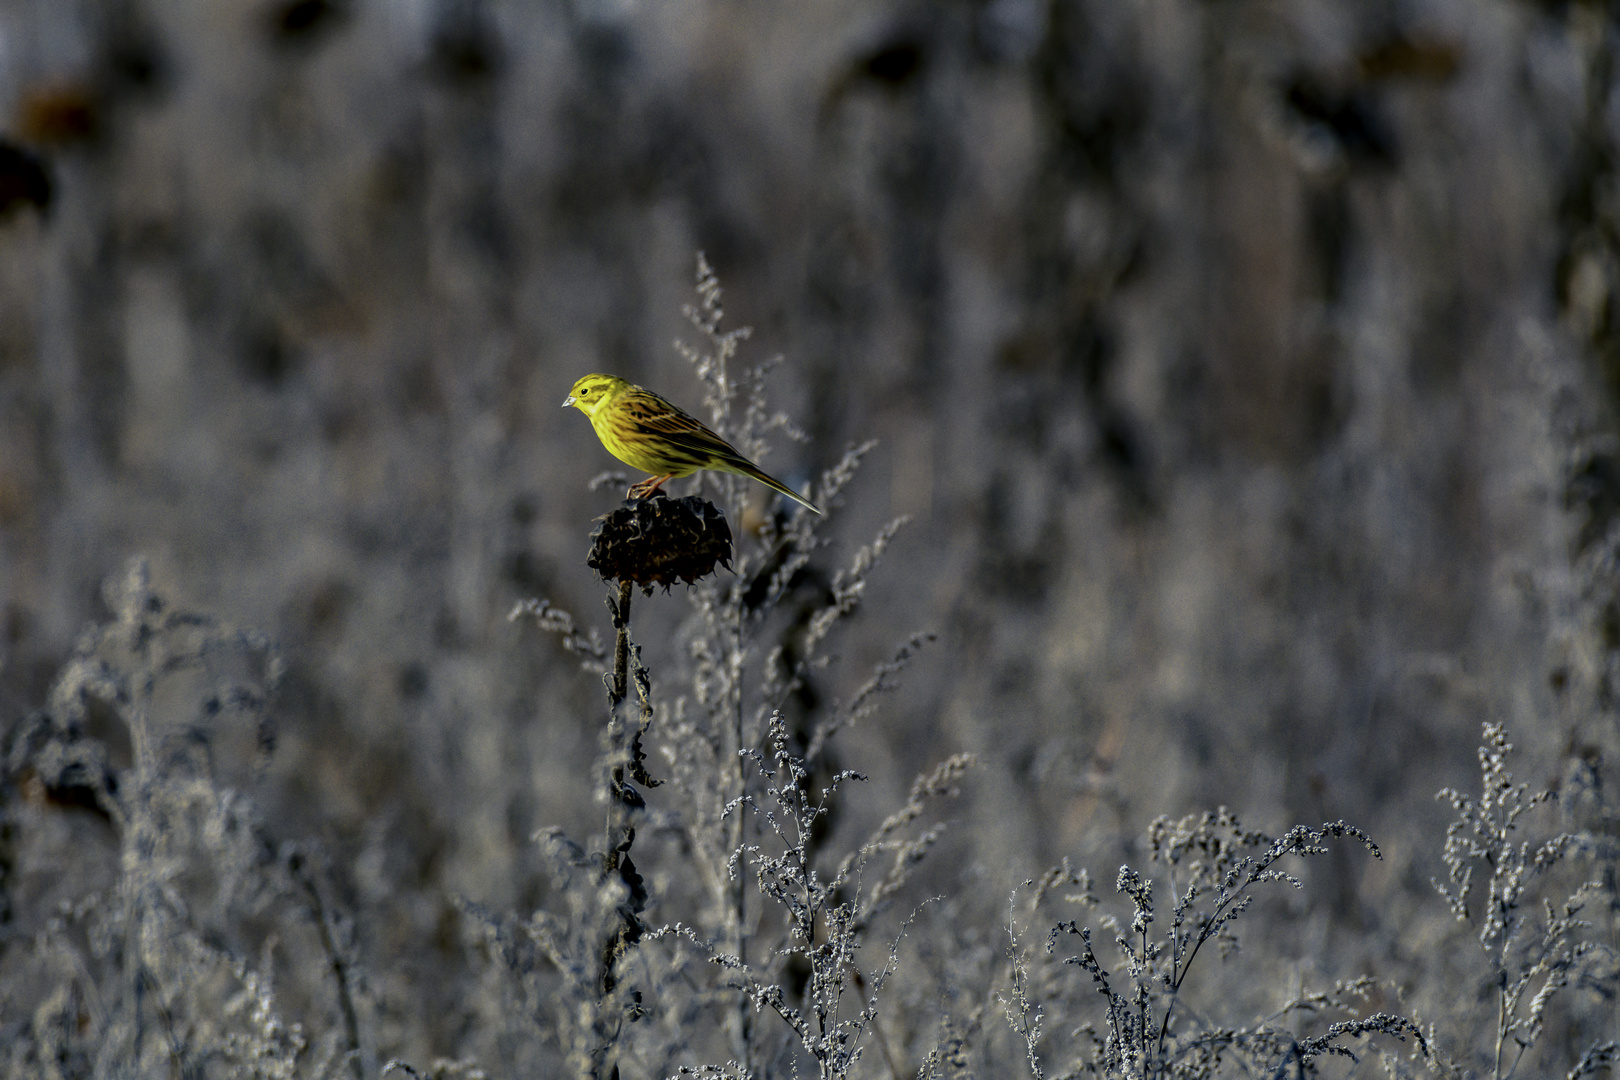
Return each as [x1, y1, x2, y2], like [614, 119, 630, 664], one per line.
[561, 396, 576, 409]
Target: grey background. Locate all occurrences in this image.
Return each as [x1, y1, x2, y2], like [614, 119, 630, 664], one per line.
[1, 0, 1617, 1074]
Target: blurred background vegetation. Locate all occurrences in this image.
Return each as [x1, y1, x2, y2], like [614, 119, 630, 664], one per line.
[1, 0, 1618, 1075]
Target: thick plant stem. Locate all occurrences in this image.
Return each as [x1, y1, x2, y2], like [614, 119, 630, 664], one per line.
[592, 579, 647, 1080]
[601, 579, 642, 980]
[610, 579, 633, 707]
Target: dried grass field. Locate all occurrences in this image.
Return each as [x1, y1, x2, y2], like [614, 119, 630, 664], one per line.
[0, 2, 1617, 1077]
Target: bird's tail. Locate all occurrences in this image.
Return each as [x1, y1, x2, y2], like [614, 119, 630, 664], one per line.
[730, 458, 822, 515]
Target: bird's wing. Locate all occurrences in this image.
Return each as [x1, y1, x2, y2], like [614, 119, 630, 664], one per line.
[622, 390, 744, 463]
[623, 387, 821, 513]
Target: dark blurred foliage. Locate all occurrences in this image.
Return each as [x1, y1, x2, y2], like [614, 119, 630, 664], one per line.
[0, 142, 50, 218]
[0, 0, 1618, 1071]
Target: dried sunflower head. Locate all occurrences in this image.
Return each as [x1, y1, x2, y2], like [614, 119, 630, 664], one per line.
[587, 494, 733, 593]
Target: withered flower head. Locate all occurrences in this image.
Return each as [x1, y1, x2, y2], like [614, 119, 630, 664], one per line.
[587, 494, 733, 592]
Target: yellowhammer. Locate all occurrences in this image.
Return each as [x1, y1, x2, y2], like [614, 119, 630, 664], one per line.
[563, 374, 822, 514]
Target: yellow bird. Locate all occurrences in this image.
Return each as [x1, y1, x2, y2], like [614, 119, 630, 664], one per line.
[563, 374, 821, 514]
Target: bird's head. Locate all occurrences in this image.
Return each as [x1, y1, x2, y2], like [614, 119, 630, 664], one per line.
[562, 373, 629, 418]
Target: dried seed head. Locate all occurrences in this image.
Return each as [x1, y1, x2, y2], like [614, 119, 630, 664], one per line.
[587, 494, 733, 592]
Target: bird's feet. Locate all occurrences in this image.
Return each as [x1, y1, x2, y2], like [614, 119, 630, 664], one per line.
[626, 476, 672, 500]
